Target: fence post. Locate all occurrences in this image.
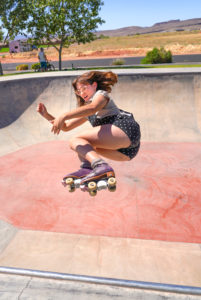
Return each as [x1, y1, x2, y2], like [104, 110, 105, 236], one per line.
[0, 62, 3, 75]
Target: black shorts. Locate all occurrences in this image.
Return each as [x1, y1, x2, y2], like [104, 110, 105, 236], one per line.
[88, 110, 141, 160]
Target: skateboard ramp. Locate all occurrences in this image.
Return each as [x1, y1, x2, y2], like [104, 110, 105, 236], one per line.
[0, 71, 201, 157]
[0, 70, 201, 243]
[0, 70, 201, 290]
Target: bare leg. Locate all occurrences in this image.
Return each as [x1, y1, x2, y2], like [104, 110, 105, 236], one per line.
[95, 148, 130, 161]
[78, 154, 92, 168]
[69, 124, 131, 162]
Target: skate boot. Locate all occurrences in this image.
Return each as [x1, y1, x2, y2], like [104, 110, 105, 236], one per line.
[80, 159, 117, 196]
[62, 161, 92, 192]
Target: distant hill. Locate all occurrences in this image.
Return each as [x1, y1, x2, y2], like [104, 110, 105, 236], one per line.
[96, 18, 201, 37]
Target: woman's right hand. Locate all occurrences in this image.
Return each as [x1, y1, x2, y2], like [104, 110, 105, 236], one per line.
[37, 103, 47, 117]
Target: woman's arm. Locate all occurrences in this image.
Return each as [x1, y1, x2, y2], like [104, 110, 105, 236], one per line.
[51, 93, 108, 134]
[37, 103, 54, 121]
[62, 117, 87, 132]
[37, 103, 87, 132]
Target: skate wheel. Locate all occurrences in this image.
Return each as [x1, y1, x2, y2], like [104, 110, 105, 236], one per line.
[108, 177, 116, 187]
[97, 180, 107, 190]
[89, 190, 97, 197]
[88, 181, 97, 196]
[67, 185, 75, 192]
[108, 185, 116, 192]
[65, 177, 75, 192]
[65, 177, 74, 185]
[88, 181, 97, 191]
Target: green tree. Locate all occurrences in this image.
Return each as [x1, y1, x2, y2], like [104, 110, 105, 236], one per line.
[0, 0, 105, 70]
[0, 0, 30, 41]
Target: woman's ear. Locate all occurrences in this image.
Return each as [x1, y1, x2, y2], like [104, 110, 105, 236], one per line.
[92, 82, 97, 89]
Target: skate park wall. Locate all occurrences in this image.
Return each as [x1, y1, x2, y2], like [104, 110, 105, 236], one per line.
[0, 71, 201, 156]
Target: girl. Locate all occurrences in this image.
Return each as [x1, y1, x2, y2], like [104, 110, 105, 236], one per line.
[37, 71, 141, 185]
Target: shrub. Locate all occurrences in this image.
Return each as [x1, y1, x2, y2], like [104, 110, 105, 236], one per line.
[112, 58, 125, 66]
[16, 64, 29, 71]
[31, 63, 40, 70]
[141, 47, 172, 64]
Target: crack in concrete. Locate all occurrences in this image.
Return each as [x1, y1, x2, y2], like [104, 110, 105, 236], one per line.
[18, 277, 32, 300]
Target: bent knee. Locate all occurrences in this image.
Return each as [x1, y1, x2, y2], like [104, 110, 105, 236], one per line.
[68, 136, 91, 150]
[68, 136, 79, 150]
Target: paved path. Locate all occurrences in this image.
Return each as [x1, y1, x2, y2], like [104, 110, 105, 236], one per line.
[1, 273, 201, 300]
[1, 53, 201, 71]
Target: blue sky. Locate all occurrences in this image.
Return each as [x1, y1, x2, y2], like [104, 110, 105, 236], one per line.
[98, 0, 201, 30]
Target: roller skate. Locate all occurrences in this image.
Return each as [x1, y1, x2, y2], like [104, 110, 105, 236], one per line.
[62, 161, 92, 193]
[79, 159, 117, 197]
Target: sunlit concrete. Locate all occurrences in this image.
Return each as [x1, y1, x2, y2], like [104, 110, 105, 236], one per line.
[0, 69, 201, 292]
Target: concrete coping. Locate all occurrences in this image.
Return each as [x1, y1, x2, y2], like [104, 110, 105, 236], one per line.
[1, 67, 201, 82]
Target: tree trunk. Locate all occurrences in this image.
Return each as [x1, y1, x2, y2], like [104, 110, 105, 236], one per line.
[59, 45, 62, 71]
[0, 62, 3, 76]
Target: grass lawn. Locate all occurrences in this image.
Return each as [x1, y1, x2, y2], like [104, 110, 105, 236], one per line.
[0, 47, 9, 53]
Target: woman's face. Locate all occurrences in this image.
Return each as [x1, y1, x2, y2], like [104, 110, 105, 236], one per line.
[76, 82, 97, 102]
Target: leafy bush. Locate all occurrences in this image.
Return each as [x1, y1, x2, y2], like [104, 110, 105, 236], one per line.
[112, 58, 125, 65]
[31, 63, 40, 70]
[16, 64, 29, 70]
[141, 47, 172, 64]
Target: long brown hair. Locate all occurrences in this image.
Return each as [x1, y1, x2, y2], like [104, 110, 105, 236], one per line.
[72, 71, 118, 106]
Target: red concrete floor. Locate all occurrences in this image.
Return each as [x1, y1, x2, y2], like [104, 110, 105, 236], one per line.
[0, 141, 201, 243]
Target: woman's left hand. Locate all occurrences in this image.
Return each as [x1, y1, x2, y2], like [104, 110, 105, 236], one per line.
[51, 115, 65, 135]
